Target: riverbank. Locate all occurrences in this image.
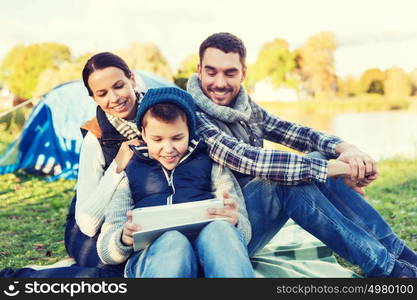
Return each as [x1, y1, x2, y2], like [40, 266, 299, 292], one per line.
[259, 94, 417, 114]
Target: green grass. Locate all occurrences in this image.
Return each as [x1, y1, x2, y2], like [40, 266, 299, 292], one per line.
[0, 171, 75, 268]
[0, 157, 416, 274]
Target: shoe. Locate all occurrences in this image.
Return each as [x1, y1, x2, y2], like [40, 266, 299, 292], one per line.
[392, 259, 417, 278]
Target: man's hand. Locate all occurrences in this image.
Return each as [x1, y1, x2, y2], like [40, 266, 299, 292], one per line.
[335, 142, 378, 182]
[207, 191, 239, 226]
[115, 139, 143, 173]
[121, 210, 141, 246]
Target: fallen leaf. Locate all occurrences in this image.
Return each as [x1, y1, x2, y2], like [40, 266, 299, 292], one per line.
[33, 244, 44, 251]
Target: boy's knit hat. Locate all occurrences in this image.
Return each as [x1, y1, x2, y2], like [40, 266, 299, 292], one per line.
[136, 87, 197, 138]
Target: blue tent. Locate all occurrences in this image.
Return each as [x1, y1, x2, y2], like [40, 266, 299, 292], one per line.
[0, 70, 172, 181]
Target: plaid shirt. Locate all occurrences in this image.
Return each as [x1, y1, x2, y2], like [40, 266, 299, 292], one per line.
[196, 99, 342, 185]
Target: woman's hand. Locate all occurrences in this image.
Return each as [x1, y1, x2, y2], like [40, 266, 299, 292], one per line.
[115, 139, 142, 173]
[121, 210, 141, 246]
[207, 191, 239, 226]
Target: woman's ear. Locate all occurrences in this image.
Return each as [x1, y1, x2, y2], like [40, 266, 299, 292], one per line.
[130, 72, 137, 89]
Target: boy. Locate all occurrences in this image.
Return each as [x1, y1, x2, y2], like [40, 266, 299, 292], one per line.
[96, 87, 254, 278]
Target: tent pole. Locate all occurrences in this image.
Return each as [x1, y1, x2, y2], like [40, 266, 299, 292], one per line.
[0, 97, 39, 119]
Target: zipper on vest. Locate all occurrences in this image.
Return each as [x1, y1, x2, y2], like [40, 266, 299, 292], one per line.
[162, 167, 176, 205]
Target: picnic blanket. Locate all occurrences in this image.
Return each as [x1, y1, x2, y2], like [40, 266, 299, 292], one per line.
[28, 219, 360, 278]
[252, 219, 360, 278]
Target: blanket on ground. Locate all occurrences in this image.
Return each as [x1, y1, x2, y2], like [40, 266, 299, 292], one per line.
[28, 219, 360, 278]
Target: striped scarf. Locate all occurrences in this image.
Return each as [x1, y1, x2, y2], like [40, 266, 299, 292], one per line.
[104, 91, 143, 140]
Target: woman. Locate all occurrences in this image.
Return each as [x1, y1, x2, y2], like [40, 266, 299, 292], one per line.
[2, 52, 150, 277]
[64, 52, 145, 276]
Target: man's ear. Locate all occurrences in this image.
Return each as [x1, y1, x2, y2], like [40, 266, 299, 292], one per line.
[197, 63, 202, 81]
[241, 65, 247, 82]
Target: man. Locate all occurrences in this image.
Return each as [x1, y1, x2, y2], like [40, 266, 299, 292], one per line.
[186, 32, 417, 277]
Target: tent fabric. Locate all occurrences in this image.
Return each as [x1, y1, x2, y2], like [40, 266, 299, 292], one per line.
[0, 70, 173, 180]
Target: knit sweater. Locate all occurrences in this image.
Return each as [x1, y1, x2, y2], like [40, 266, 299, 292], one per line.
[75, 131, 126, 237]
[96, 144, 252, 265]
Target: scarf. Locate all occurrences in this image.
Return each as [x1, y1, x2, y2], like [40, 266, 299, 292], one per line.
[105, 91, 143, 140]
[186, 74, 252, 123]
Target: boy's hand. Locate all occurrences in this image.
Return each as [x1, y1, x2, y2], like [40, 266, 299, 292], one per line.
[121, 210, 141, 246]
[115, 139, 143, 173]
[207, 191, 238, 226]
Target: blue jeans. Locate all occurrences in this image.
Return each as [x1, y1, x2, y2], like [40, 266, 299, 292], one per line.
[243, 175, 405, 277]
[125, 220, 254, 278]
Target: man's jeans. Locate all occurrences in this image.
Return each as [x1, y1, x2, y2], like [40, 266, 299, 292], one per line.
[125, 220, 254, 278]
[243, 174, 405, 277]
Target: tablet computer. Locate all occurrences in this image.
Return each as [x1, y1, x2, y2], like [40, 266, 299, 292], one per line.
[132, 198, 224, 251]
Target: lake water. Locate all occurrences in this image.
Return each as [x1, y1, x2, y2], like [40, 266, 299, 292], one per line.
[332, 111, 417, 160]
[262, 110, 417, 161]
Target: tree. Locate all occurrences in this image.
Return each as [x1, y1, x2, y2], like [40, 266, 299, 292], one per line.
[384, 67, 411, 98]
[296, 32, 337, 98]
[2, 43, 71, 100]
[408, 68, 417, 96]
[250, 38, 297, 89]
[337, 76, 361, 97]
[0, 44, 25, 81]
[33, 52, 92, 97]
[359, 68, 385, 94]
[173, 54, 199, 89]
[116, 42, 173, 81]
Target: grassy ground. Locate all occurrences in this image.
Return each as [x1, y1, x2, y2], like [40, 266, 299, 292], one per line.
[0, 157, 416, 272]
[0, 171, 75, 268]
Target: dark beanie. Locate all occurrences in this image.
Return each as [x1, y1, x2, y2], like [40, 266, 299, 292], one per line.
[136, 87, 197, 138]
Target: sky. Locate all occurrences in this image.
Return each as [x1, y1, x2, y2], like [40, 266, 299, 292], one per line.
[1, 0, 417, 77]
